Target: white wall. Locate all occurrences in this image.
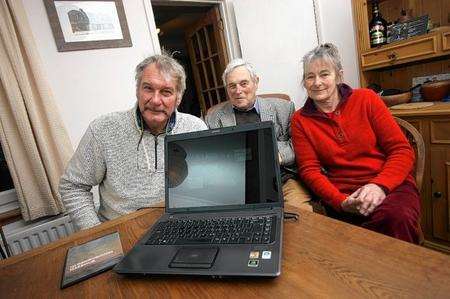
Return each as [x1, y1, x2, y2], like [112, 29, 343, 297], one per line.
[21, 0, 359, 145]
[22, 0, 157, 147]
[232, 0, 360, 107]
[316, 0, 360, 88]
[232, 0, 318, 107]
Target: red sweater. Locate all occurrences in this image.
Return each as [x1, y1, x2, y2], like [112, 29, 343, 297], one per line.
[291, 84, 415, 211]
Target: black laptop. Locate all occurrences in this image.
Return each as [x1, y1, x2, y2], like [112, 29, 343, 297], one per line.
[114, 121, 283, 277]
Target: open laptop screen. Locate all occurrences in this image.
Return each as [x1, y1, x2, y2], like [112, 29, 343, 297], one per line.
[166, 124, 281, 210]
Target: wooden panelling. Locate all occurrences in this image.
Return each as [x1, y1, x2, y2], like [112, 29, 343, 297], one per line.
[353, 0, 371, 53]
[376, 0, 448, 27]
[444, 31, 450, 52]
[380, 59, 450, 90]
[378, 0, 410, 24]
[359, 70, 380, 88]
[430, 147, 450, 242]
[378, 58, 450, 90]
[443, 0, 450, 26]
[430, 119, 450, 144]
[361, 34, 439, 70]
[405, 0, 423, 21]
[447, 162, 450, 229]
[423, 0, 443, 27]
[407, 119, 423, 134]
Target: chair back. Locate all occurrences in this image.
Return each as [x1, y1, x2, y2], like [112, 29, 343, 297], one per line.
[205, 93, 291, 118]
[258, 93, 291, 101]
[393, 117, 425, 191]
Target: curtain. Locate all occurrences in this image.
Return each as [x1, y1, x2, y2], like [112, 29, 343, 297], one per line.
[0, 0, 73, 221]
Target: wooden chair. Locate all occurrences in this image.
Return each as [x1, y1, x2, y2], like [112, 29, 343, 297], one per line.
[258, 93, 291, 101]
[393, 117, 425, 191]
[394, 116, 425, 244]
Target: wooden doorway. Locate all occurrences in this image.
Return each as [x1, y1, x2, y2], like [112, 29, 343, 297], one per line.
[152, 2, 230, 117]
[185, 7, 229, 116]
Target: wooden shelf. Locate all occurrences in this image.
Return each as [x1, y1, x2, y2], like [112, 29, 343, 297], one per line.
[391, 102, 450, 117]
[361, 27, 450, 71]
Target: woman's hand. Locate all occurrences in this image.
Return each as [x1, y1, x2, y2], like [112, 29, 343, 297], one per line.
[344, 184, 386, 216]
[356, 183, 386, 216]
[341, 195, 361, 214]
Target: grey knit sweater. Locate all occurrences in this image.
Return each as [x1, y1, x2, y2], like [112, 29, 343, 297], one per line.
[59, 106, 207, 230]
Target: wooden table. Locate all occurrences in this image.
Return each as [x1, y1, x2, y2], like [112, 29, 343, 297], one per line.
[1, 206, 450, 298]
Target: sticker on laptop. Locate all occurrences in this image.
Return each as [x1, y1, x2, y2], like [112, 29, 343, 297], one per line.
[249, 251, 259, 259]
[248, 259, 259, 267]
[261, 251, 272, 259]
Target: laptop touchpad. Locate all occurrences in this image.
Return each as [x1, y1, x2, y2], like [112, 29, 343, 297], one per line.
[169, 247, 219, 269]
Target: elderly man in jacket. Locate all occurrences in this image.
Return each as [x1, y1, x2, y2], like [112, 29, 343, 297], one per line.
[206, 58, 311, 210]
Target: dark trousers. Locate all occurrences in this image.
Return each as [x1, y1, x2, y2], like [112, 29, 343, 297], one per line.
[324, 181, 421, 244]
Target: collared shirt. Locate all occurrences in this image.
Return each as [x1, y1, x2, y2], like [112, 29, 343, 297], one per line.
[232, 97, 261, 114]
[233, 98, 261, 125]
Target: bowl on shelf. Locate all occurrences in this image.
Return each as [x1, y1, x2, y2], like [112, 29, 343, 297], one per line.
[380, 90, 412, 107]
[420, 79, 450, 101]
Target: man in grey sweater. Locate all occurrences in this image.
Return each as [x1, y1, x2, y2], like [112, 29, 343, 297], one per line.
[59, 54, 207, 230]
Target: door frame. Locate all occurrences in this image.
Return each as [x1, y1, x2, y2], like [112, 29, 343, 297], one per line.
[144, 0, 241, 60]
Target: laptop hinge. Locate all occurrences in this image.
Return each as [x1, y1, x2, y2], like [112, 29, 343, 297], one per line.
[167, 205, 277, 216]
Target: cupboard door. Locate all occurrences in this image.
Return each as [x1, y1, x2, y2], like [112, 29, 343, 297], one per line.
[430, 118, 450, 242]
[430, 147, 450, 242]
[443, 31, 450, 52]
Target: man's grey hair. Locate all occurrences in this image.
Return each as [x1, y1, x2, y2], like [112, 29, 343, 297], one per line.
[301, 43, 344, 83]
[222, 58, 258, 86]
[135, 54, 186, 100]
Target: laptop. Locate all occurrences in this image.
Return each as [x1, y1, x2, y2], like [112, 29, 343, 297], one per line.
[114, 121, 283, 277]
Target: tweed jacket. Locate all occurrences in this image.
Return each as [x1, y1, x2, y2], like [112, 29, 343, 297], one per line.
[205, 97, 296, 166]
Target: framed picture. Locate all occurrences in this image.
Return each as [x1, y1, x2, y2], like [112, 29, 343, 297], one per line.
[43, 0, 132, 52]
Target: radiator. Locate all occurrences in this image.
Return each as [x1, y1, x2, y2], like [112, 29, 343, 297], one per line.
[1, 214, 75, 256]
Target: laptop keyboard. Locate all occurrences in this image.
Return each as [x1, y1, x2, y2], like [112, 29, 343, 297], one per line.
[145, 215, 277, 245]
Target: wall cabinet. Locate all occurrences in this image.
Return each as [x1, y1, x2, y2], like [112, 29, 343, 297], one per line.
[352, 0, 450, 91]
[352, 0, 450, 253]
[392, 104, 450, 253]
[360, 32, 441, 70]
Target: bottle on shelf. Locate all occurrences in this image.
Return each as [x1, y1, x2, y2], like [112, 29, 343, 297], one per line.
[369, 1, 388, 47]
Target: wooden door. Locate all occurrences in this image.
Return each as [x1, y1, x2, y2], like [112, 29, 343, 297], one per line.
[429, 118, 450, 243]
[185, 6, 229, 117]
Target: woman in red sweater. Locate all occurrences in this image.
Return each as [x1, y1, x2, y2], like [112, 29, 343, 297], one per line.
[291, 43, 420, 243]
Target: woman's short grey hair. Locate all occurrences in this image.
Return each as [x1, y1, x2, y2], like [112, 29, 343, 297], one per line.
[302, 43, 343, 83]
[222, 58, 258, 86]
[135, 54, 186, 100]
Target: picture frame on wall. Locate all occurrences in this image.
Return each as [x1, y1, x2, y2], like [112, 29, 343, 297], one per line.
[43, 0, 132, 52]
